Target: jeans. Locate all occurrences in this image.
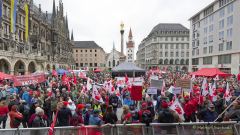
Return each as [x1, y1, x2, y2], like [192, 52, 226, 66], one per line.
[0, 115, 7, 129]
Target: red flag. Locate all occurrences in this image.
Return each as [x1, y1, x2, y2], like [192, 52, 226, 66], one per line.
[52, 70, 58, 77]
[62, 73, 67, 82]
[131, 85, 142, 101]
[125, 74, 129, 83]
[73, 74, 77, 84]
[48, 111, 58, 135]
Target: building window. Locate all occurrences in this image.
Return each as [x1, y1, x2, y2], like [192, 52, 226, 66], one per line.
[171, 37, 173, 41]
[209, 15, 214, 23]
[81, 50, 82, 52]
[219, 43, 224, 51]
[176, 37, 179, 41]
[85, 50, 87, 52]
[227, 15, 233, 26]
[192, 49, 195, 56]
[170, 52, 174, 57]
[218, 54, 231, 64]
[165, 52, 168, 57]
[219, 31, 224, 40]
[171, 44, 174, 49]
[108, 61, 111, 67]
[85, 63, 88, 66]
[76, 63, 79, 67]
[187, 44, 189, 49]
[76, 50, 78, 52]
[219, 19, 224, 29]
[203, 47, 207, 54]
[181, 44, 184, 49]
[181, 37, 184, 41]
[90, 50, 92, 52]
[95, 50, 97, 52]
[181, 52, 184, 57]
[176, 44, 179, 49]
[90, 63, 93, 67]
[226, 41, 232, 50]
[186, 52, 189, 57]
[176, 52, 179, 57]
[204, 27, 208, 34]
[203, 56, 212, 65]
[209, 46, 213, 53]
[227, 28, 233, 38]
[80, 63, 83, 67]
[165, 37, 168, 41]
[165, 44, 168, 49]
[196, 49, 199, 55]
[95, 54, 97, 57]
[160, 52, 163, 57]
[209, 24, 214, 32]
[219, 8, 225, 18]
[227, 3, 233, 14]
[94, 63, 97, 67]
[209, 35, 213, 43]
[160, 44, 163, 49]
[192, 58, 199, 65]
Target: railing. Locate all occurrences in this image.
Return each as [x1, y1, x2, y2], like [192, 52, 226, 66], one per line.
[0, 122, 239, 135]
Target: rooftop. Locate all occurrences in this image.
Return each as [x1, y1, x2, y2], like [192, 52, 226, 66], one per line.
[73, 41, 104, 51]
[150, 23, 189, 33]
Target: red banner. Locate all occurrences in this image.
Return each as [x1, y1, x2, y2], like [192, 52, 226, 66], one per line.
[13, 74, 46, 86]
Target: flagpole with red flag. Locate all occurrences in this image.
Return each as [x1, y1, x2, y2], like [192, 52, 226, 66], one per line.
[48, 111, 58, 135]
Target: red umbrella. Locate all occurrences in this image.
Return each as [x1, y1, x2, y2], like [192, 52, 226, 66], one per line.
[0, 72, 13, 80]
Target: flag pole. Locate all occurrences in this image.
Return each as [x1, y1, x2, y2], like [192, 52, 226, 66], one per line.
[214, 95, 240, 122]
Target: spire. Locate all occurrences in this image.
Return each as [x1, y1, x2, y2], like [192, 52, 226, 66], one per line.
[52, 0, 56, 18]
[65, 13, 69, 30]
[71, 30, 74, 41]
[129, 28, 133, 39]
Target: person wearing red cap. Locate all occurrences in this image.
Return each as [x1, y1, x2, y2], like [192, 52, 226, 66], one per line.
[138, 102, 153, 126]
[57, 101, 72, 126]
[70, 104, 84, 126]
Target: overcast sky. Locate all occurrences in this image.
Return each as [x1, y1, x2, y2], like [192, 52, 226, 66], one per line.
[34, 0, 214, 53]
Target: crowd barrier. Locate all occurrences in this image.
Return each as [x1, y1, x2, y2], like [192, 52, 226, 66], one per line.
[0, 122, 239, 135]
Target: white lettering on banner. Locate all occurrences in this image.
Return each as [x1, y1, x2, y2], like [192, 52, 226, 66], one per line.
[115, 77, 144, 82]
[147, 87, 158, 95]
[150, 75, 158, 80]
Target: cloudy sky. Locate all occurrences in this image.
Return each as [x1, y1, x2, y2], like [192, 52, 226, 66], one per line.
[34, 0, 214, 53]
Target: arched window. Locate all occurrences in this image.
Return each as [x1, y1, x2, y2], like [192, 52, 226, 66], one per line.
[170, 59, 174, 65]
[175, 59, 179, 65]
[109, 61, 111, 67]
[164, 59, 169, 65]
[159, 59, 163, 65]
[180, 59, 185, 65]
[186, 59, 189, 65]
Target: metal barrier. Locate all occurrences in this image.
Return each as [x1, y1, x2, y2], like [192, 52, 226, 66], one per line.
[0, 122, 239, 135]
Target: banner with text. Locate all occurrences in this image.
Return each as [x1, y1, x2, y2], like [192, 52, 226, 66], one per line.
[13, 74, 46, 86]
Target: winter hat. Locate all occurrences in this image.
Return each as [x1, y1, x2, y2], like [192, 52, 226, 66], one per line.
[63, 101, 68, 106]
[35, 107, 44, 115]
[161, 101, 169, 109]
[77, 104, 85, 110]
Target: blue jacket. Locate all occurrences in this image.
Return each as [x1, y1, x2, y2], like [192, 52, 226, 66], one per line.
[200, 109, 218, 122]
[9, 87, 18, 94]
[123, 98, 133, 106]
[89, 115, 102, 126]
[22, 91, 31, 104]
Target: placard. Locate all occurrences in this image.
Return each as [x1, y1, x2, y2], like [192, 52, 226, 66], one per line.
[173, 87, 182, 95]
[150, 79, 163, 89]
[176, 79, 191, 89]
[13, 74, 46, 86]
[147, 87, 158, 95]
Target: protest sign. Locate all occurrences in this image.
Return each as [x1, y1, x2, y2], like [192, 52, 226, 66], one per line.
[176, 79, 191, 89]
[13, 74, 45, 86]
[150, 79, 163, 89]
[147, 87, 158, 95]
[172, 87, 182, 95]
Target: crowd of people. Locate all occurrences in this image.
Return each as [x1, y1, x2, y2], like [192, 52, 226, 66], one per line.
[0, 69, 240, 129]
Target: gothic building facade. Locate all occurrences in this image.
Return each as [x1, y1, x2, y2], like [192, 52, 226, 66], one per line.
[0, 0, 75, 75]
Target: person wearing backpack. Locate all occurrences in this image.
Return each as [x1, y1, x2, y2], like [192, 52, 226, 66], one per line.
[157, 101, 175, 123]
[138, 102, 153, 126]
[19, 100, 30, 128]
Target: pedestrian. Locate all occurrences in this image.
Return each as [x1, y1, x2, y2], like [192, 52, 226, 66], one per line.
[109, 93, 119, 113]
[0, 98, 9, 129]
[89, 109, 103, 126]
[103, 105, 118, 124]
[138, 102, 152, 126]
[157, 101, 175, 123]
[70, 104, 84, 126]
[57, 101, 72, 126]
[198, 103, 218, 122]
[121, 105, 132, 124]
[9, 105, 23, 128]
[18, 100, 30, 128]
[31, 107, 48, 127]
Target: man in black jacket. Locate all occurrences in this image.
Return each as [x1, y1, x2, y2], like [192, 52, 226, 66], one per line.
[109, 93, 119, 113]
[57, 101, 72, 126]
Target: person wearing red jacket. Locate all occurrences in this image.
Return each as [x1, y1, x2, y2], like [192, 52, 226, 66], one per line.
[9, 105, 23, 128]
[0, 98, 9, 128]
[184, 96, 197, 122]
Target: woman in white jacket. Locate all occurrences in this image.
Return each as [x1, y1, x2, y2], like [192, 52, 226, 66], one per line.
[67, 99, 76, 115]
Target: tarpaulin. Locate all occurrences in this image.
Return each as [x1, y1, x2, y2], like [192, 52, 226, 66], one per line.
[13, 74, 45, 86]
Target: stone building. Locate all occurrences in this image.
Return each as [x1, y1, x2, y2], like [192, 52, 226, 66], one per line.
[136, 23, 190, 72]
[126, 28, 135, 63]
[105, 45, 122, 69]
[73, 41, 106, 70]
[0, 0, 75, 75]
[189, 0, 239, 74]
